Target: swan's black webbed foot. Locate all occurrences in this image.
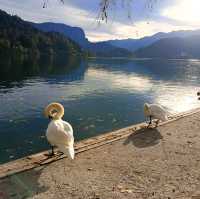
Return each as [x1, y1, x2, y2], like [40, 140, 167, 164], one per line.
[146, 116, 152, 128]
[45, 146, 55, 158]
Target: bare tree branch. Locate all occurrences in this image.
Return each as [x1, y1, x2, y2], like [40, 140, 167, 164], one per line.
[43, 0, 157, 23]
[43, 0, 64, 8]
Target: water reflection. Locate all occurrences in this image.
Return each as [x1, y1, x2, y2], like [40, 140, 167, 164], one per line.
[0, 58, 200, 163]
[86, 68, 153, 92]
[0, 54, 83, 92]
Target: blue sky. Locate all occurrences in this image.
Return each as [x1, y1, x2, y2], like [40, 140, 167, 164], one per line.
[0, 0, 199, 41]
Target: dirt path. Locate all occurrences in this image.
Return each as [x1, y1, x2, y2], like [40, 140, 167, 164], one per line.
[1, 112, 200, 199]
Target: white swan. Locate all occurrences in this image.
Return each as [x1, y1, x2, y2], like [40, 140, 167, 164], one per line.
[44, 102, 74, 159]
[144, 103, 169, 127]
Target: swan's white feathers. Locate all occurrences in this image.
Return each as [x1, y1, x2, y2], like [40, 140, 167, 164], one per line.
[46, 119, 74, 159]
[58, 144, 74, 159]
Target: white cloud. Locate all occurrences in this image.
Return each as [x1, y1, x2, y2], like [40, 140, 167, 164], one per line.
[87, 20, 196, 42]
[162, 0, 200, 27]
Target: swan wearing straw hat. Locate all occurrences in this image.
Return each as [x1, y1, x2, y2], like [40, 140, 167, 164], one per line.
[44, 102, 74, 159]
[144, 103, 169, 127]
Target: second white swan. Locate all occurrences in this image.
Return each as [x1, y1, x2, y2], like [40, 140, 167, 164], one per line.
[144, 103, 169, 127]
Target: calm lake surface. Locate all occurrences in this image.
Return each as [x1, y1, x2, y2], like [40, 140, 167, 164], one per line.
[0, 58, 200, 163]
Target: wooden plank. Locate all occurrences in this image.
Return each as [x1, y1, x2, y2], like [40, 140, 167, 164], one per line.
[0, 108, 200, 179]
[0, 123, 144, 179]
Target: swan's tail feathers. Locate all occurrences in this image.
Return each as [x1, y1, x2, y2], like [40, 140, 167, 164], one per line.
[67, 145, 75, 160]
[58, 144, 75, 159]
[162, 110, 171, 121]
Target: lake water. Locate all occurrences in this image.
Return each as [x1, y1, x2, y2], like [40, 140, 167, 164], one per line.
[0, 58, 200, 163]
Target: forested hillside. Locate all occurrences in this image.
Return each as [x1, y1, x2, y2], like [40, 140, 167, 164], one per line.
[0, 9, 82, 59]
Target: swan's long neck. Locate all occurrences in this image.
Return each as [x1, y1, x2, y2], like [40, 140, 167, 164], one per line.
[144, 103, 150, 116]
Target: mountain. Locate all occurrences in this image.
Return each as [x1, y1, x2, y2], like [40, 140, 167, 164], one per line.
[32, 22, 132, 57]
[135, 35, 200, 59]
[107, 29, 200, 52]
[0, 9, 82, 59]
[87, 41, 132, 57]
[32, 22, 89, 48]
[32, 22, 200, 56]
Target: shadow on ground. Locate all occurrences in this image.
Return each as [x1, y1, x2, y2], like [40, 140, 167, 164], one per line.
[124, 127, 163, 148]
[0, 166, 48, 199]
